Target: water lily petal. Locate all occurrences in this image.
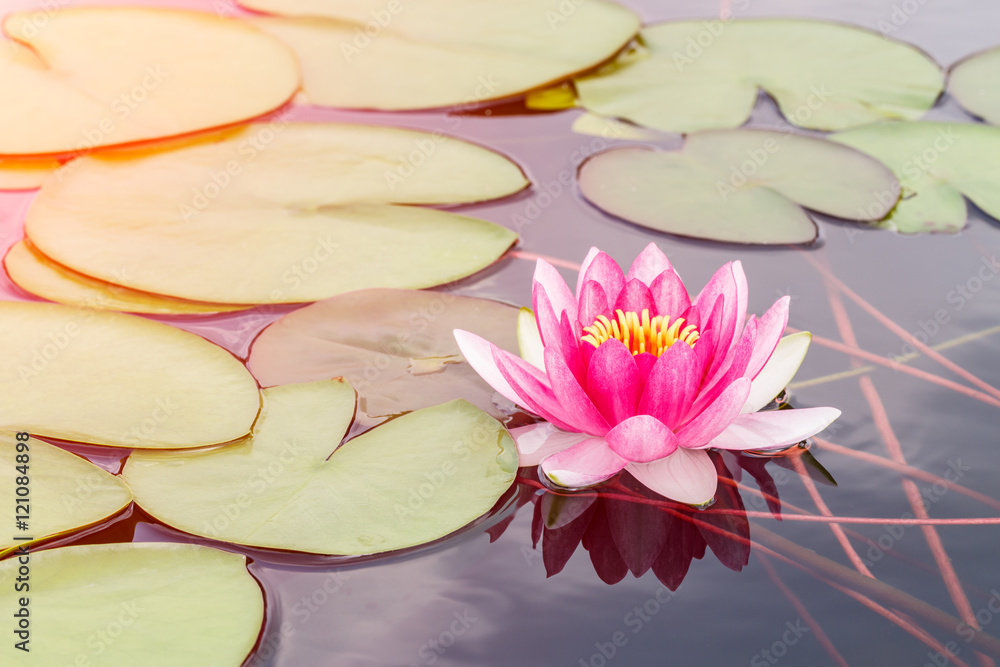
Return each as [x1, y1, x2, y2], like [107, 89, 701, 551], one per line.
[606, 415, 679, 462]
[534, 288, 585, 380]
[517, 308, 545, 371]
[579, 250, 625, 304]
[509, 422, 589, 467]
[454, 329, 521, 405]
[633, 352, 658, 394]
[533, 259, 577, 322]
[678, 377, 751, 448]
[650, 267, 691, 319]
[695, 261, 747, 361]
[578, 279, 612, 329]
[745, 296, 790, 379]
[696, 296, 726, 372]
[587, 338, 642, 425]
[742, 332, 812, 414]
[638, 340, 702, 429]
[492, 343, 580, 432]
[545, 347, 611, 436]
[709, 406, 842, 450]
[625, 242, 671, 286]
[695, 318, 756, 411]
[576, 246, 601, 297]
[627, 448, 718, 505]
[613, 278, 657, 317]
[540, 437, 628, 488]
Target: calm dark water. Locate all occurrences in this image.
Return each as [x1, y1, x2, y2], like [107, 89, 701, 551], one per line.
[3, 0, 1000, 665]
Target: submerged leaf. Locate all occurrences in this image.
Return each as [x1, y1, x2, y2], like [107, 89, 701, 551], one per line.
[575, 19, 943, 133]
[0, 302, 261, 448]
[248, 289, 521, 419]
[123, 380, 518, 555]
[0, 7, 299, 156]
[832, 121, 1000, 233]
[0, 543, 263, 666]
[0, 433, 132, 555]
[949, 46, 1000, 126]
[239, 0, 639, 110]
[578, 129, 899, 244]
[25, 123, 524, 304]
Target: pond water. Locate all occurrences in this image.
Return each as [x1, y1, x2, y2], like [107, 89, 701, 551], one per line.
[3, 0, 1000, 665]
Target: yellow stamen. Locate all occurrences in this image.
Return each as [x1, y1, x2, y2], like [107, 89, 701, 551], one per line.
[581, 308, 699, 356]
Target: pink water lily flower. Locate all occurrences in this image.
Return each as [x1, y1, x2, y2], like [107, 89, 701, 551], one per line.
[455, 243, 840, 505]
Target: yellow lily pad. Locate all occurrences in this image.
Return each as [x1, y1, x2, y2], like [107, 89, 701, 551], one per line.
[239, 0, 639, 109]
[0, 543, 263, 666]
[123, 380, 518, 555]
[0, 432, 132, 556]
[0, 159, 60, 190]
[25, 122, 524, 304]
[0, 302, 261, 448]
[0, 7, 299, 156]
[4, 240, 247, 314]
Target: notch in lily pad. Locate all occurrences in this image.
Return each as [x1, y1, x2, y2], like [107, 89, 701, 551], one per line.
[0, 433, 132, 556]
[832, 121, 1000, 233]
[578, 129, 900, 244]
[123, 380, 518, 556]
[574, 19, 943, 133]
[248, 288, 524, 421]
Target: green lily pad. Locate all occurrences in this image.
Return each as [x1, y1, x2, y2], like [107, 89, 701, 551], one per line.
[25, 123, 524, 305]
[949, 46, 1000, 125]
[0, 302, 261, 448]
[578, 129, 899, 244]
[248, 289, 521, 420]
[831, 121, 1000, 233]
[575, 19, 943, 133]
[122, 380, 518, 555]
[0, 543, 263, 665]
[0, 432, 132, 555]
[239, 0, 640, 110]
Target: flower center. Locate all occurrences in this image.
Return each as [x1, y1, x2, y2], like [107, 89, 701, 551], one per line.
[581, 309, 699, 356]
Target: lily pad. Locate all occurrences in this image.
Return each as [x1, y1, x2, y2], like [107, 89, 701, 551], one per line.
[0, 7, 298, 156]
[239, 0, 639, 110]
[0, 432, 132, 555]
[0, 159, 60, 190]
[575, 19, 943, 133]
[248, 289, 521, 419]
[123, 380, 518, 555]
[4, 240, 247, 314]
[25, 123, 523, 304]
[831, 121, 1000, 233]
[0, 543, 263, 666]
[0, 302, 261, 448]
[949, 46, 1000, 125]
[578, 129, 899, 244]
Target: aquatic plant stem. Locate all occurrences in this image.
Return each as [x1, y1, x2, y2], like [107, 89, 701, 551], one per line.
[757, 552, 850, 667]
[819, 269, 993, 667]
[801, 250, 1000, 403]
